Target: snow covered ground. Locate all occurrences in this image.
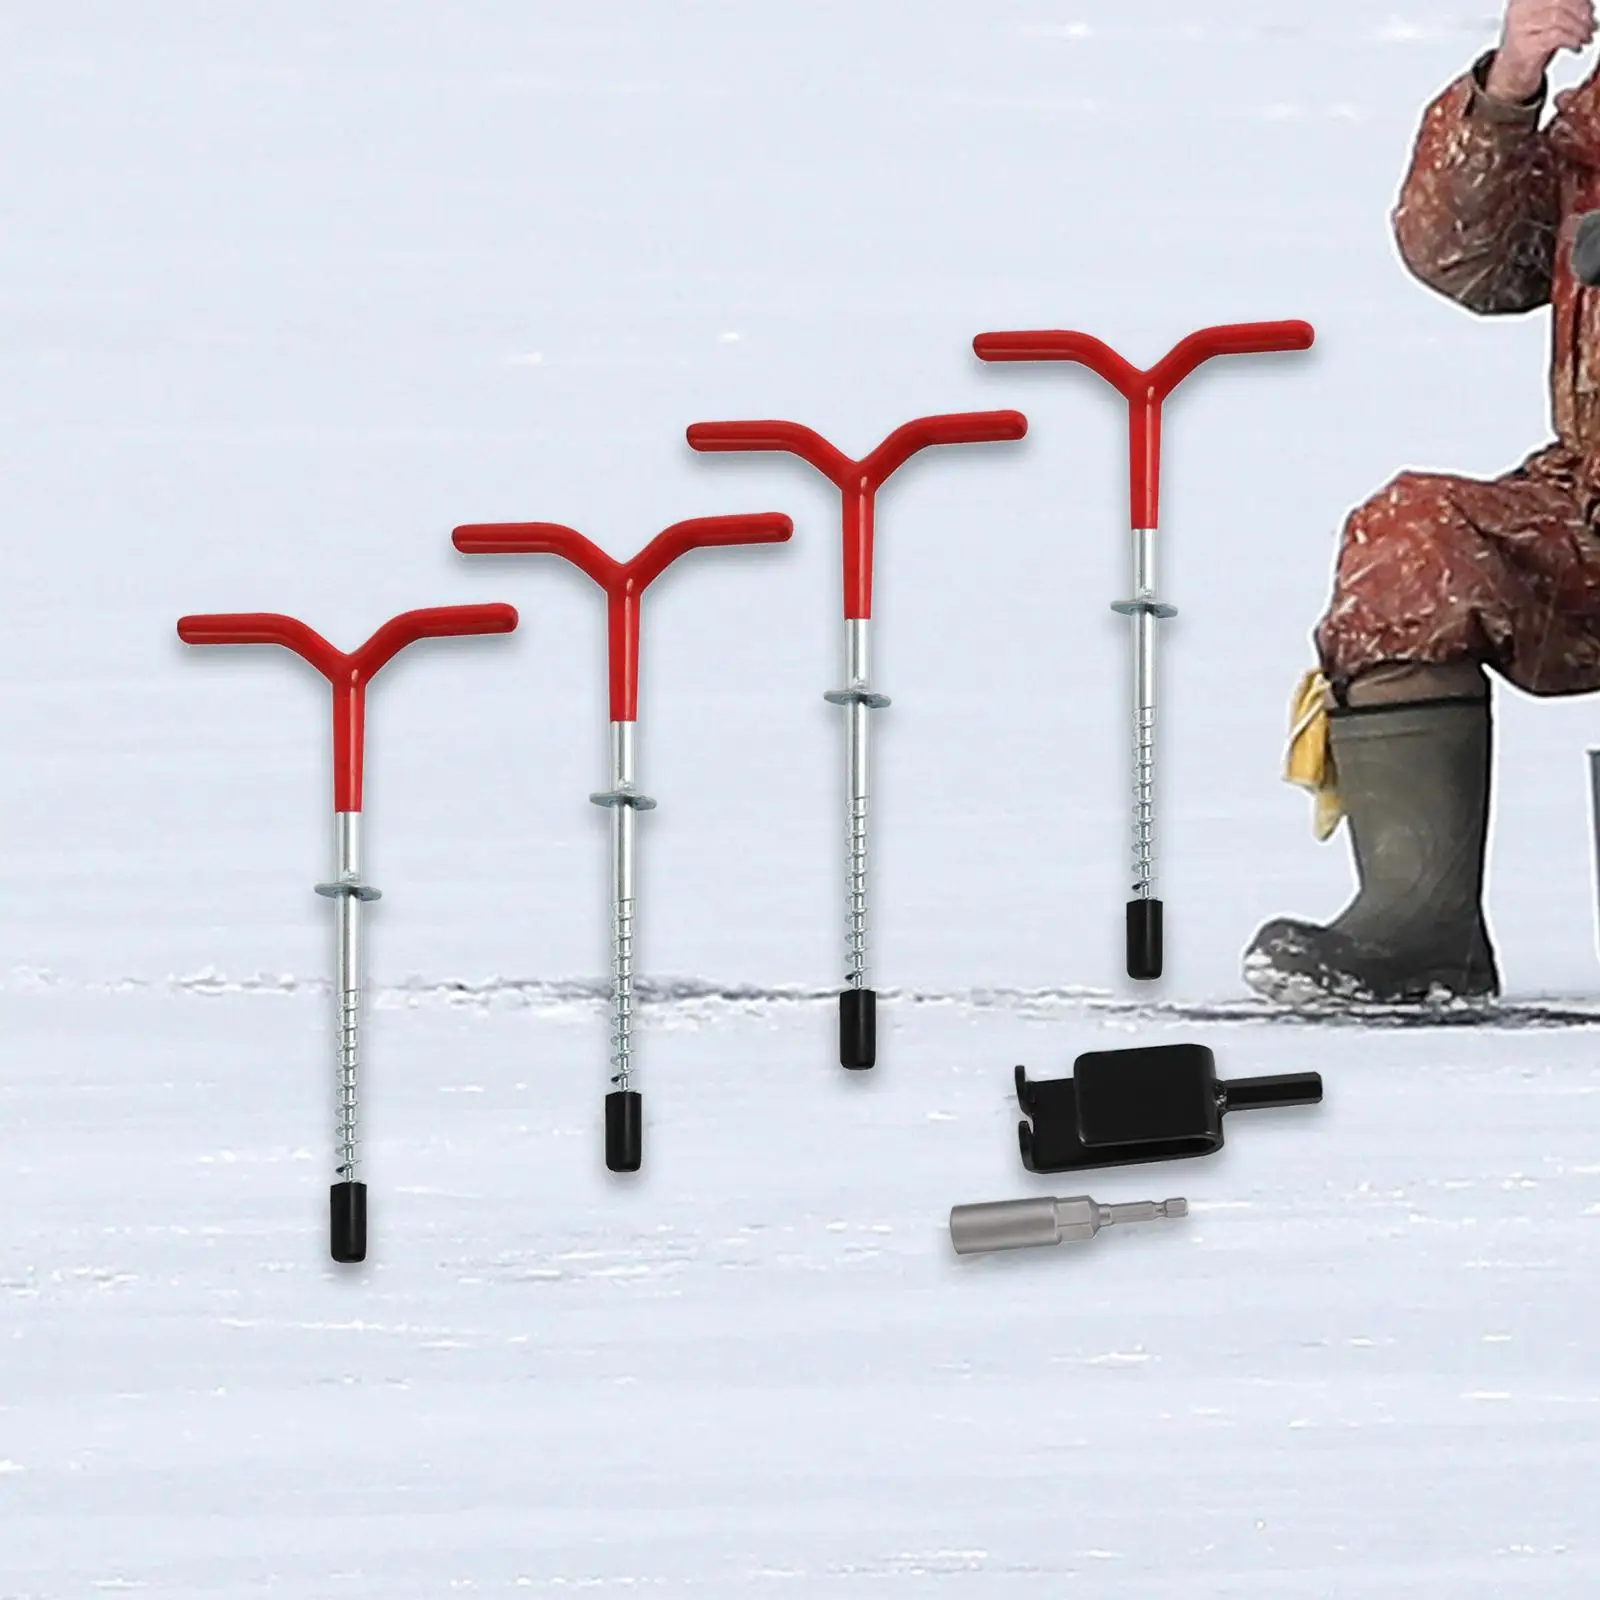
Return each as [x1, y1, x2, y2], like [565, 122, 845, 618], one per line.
[4, 986, 1599, 1594]
[4, 0, 1600, 1592]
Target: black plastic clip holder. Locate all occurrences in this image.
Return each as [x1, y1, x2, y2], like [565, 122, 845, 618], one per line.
[1015, 1042, 1321, 1174]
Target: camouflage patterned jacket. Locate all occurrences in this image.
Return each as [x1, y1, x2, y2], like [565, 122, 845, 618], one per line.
[1395, 51, 1600, 450]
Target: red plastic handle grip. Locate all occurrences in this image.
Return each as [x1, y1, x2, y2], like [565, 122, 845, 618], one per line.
[684, 421, 853, 485]
[686, 410, 1026, 618]
[453, 513, 793, 720]
[176, 602, 518, 811]
[973, 320, 1313, 526]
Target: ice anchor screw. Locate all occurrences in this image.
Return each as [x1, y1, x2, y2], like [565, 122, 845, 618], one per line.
[176, 603, 519, 1261]
[974, 320, 1314, 979]
[453, 512, 792, 1171]
[687, 409, 1027, 1068]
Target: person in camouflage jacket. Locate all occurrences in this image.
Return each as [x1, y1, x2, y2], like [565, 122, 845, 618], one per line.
[1244, 2, 1600, 1004]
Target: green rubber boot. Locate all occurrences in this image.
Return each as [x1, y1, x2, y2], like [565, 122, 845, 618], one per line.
[1243, 696, 1499, 1005]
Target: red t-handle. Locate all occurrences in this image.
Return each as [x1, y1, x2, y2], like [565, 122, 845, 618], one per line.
[972, 322, 1313, 528]
[686, 410, 1027, 619]
[176, 603, 519, 811]
[452, 514, 792, 720]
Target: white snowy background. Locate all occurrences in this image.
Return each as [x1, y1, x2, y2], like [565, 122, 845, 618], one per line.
[3, 1, 1600, 1593]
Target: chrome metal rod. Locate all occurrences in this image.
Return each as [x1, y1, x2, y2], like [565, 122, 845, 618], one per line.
[333, 811, 362, 1183]
[1129, 527, 1159, 901]
[845, 619, 870, 991]
[608, 720, 638, 1094]
[1132, 611, 1155, 900]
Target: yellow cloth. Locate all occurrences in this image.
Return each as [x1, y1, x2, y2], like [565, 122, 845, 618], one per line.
[1285, 669, 1343, 840]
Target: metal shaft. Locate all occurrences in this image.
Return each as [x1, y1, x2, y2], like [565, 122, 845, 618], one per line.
[1130, 527, 1157, 900]
[589, 723, 654, 1166]
[607, 720, 638, 1093]
[845, 620, 870, 989]
[1100, 1198, 1181, 1228]
[316, 812, 381, 1257]
[824, 619, 890, 991]
[1111, 526, 1175, 902]
[332, 812, 363, 1183]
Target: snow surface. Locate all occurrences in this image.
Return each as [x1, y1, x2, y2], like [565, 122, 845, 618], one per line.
[4, 0, 1600, 1592]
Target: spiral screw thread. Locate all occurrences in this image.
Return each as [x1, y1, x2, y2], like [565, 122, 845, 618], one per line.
[335, 986, 360, 1181]
[1132, 705, 1155, 898]
[610, 895, 635, 1091]
[845, 795, 869, 989]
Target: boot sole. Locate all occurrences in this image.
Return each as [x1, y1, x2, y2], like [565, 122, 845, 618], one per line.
[1242, 946, 1498, 1009]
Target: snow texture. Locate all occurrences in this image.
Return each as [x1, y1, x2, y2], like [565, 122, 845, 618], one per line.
[3, 0, 1600, 1593]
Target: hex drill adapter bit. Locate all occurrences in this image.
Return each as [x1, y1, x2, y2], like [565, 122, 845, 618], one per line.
[949, 1193, 1187, 1254]
[1015, 1042, 1321, 1174]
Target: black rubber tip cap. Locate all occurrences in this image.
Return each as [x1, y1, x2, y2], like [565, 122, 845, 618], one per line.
[839, 988, 876, 1070]
[330, 1181, 367, 1264]
[1126, 898, 1163, 981]
[606, 1090, 642, 1172]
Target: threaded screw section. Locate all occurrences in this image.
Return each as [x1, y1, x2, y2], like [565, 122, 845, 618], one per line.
[610, 896, 635, 1091]
[845, 795, 869, 989]
[1132, 705, 1155, 898]
[335, 986, 359, 1180]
